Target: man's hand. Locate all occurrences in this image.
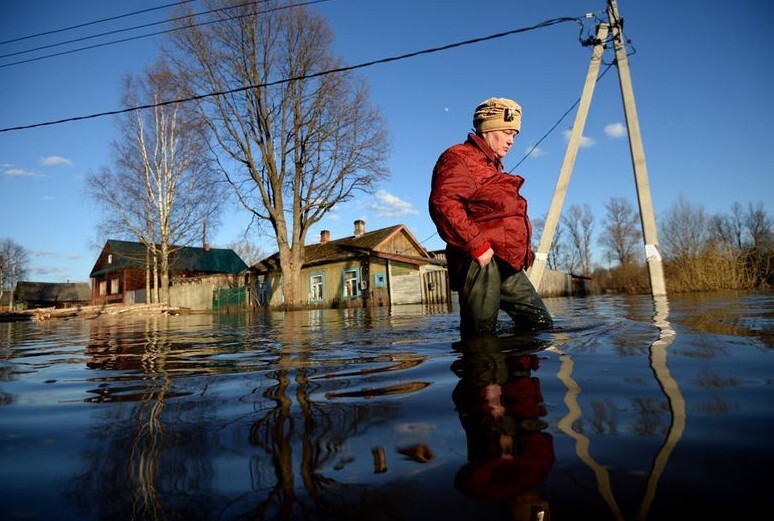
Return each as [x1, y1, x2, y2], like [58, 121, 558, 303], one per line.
[475, 247, 495, 267]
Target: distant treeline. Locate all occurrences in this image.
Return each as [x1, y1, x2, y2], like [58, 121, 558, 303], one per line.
[533, 196, 772, 294]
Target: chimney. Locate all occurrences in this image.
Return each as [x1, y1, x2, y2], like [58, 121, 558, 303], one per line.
[202, 219, 209, 251]
[320, 230, 330, 244]
[354, 219, 365, 237]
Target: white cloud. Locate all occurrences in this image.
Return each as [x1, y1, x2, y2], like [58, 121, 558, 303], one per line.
[563, 129, 596, 148]
[39, 155, 73, 166]
[369, 190, 418, 218]
[41, 195, 55, 200]
[524, 145, 546, 158]
[604, 123, 627, 138]
[4, 167, 34, 177]
[32, 250, 82, 260]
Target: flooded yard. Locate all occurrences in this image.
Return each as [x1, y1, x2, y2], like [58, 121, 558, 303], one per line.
[1, 291, 772, 520]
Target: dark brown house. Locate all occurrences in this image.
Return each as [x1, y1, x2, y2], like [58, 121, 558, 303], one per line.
[13, 281, 91, 309]
[248, 220, 449, 308]
[90, 240, 247, 305]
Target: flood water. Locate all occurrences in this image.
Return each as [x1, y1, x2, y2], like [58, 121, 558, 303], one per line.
[1, 291, 772, 521]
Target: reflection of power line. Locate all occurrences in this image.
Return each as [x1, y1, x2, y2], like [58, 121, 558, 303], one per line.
[0, 16, 581, 134]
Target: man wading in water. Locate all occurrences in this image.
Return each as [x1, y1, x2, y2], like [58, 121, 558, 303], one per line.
[429, 97, 553, 336]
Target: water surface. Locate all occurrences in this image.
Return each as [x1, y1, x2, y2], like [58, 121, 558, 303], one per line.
[1, 292, 772, 520]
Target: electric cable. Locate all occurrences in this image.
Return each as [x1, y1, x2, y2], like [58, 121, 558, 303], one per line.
[0, 15, 583, 134]
[0, 0, 197, 45]
[0, 0, 335, 68]
[511, 63, 615, 171]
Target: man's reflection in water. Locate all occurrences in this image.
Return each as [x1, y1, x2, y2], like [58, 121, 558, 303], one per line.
[451, 335, 554, 521]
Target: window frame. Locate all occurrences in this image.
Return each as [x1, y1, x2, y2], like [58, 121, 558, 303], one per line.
[309, 273, 325, 302]
[341, 267, 361, 299]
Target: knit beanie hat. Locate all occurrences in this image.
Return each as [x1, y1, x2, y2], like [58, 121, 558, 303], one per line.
[473, 97, 522, 134]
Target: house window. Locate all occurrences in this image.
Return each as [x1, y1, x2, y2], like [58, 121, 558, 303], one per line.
[309, 273, 324, 301]
[99, 280, 107, 296]
[107, 254, 113, 264]
[374, 273, 386, 287]
[342, 268, 360, 298]
[111, 278, 119, 295]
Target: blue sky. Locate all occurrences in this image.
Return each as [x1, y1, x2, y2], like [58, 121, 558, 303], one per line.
[1, 0, 772, 283]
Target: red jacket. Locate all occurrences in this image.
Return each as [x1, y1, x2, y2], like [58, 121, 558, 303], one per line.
[429, 133, 534, 290]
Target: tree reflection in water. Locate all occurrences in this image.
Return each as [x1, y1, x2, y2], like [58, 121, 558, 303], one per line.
[72, 310, 436, 520]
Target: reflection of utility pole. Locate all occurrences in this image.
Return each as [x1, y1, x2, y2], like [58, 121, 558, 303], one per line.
[530, 0, 667, 297]
[553, 348, 624, 521]
[638, 296, 684, 520]
[550, 295, 683, 520]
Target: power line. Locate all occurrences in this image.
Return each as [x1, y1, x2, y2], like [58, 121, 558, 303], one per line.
[0, 0, 197, 46]
[0, 0, 334, 68]
[0, 16, 582, 134]
[511, 63, 615, 171]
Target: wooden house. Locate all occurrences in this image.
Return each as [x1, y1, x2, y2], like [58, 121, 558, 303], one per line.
[89, 240, 247, 305]
[12, 281, 91, 309]
[247, 220, 449, 309]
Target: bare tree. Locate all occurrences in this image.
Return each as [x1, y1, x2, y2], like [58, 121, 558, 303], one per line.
[745, 201, 772, 250]
[659, 196, 708, 261]
[730, 201, 746, 250]
[532, 215, 568, 271]
[709, 214, 733, 251]
[227, 239, 266, 267]
[87, 59, 225, 304]
[562, 204, 594, 276]
[0, 238, 29, 311]
[598, 197, 642, 266]
[166, 0, 389, 308]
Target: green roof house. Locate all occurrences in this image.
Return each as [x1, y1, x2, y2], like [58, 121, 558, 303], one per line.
[90, 239, 247, 306]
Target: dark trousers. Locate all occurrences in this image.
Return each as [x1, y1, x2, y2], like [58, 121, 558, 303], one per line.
[459, 258, 553, 335]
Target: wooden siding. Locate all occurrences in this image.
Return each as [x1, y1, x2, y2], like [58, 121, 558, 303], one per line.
[91, 268, 145, 305]
[387, 260, 422, 305]
[420, 267, 450, 306]
[374, 232, 423, 257]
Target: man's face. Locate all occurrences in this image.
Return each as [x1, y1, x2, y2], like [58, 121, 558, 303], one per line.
[482, 129, 518, 159]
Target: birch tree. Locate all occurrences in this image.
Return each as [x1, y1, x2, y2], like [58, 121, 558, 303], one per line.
[87, 59, 224, 304]
[167, 0, 389, 308]
[0, 238, 29, 311]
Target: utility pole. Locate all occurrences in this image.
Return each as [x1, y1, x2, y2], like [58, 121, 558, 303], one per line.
[528, 21, 608, 291]
[529, 0, 667, 297]
[607, 0, 666, 296]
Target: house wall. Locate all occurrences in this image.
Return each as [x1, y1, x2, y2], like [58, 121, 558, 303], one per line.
[388, 260, 422, 305]
[301, 259, 371, 308]
[365, 258, 390, 307]
[374, 233, 420, 256]
[91, 268, 146, 305]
